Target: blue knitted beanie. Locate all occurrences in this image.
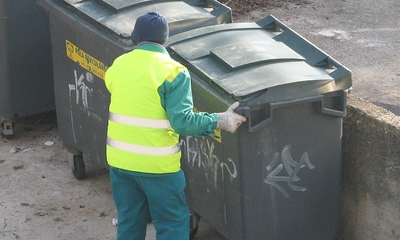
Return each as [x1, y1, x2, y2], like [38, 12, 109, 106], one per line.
[131, 12, 169, 46]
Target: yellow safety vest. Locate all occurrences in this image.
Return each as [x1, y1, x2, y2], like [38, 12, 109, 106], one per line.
[105, 48, 186, 173]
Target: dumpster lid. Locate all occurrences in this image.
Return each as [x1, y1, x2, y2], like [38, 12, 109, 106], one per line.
[41, 0, 232, 42]
[168, 16, 351, 101]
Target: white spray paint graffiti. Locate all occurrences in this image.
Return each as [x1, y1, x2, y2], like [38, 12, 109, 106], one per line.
[69, 70, 94, 115]
[180, 136, 237, 188]
[68, 69, 94, 142]
[221, 158, 237, 183]
[264, 144, 315, 198]
[68, 70, 94, 115]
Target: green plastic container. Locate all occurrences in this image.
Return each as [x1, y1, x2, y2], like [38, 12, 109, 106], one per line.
[0, 0, 54, 134]
[168, 15, 351, 240]
[37, 0, 232, 179]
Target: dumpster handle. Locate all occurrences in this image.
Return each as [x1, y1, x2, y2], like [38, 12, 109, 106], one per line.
[237, 92, 347, 132]
[236, 105, 271, 133]
[185, 0, 228, 9]
[206, 0, 224, 8]
[261, 15, 350, 71]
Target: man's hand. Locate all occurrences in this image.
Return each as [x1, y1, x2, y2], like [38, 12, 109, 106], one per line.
[216, 102, 247, 133]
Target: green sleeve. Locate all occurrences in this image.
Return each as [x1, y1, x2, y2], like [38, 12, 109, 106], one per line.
[158, 69, 220, 136]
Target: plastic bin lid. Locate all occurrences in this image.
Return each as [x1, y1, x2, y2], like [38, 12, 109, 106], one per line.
[168, 15, 352, 102]
[40, 0, 232, 43]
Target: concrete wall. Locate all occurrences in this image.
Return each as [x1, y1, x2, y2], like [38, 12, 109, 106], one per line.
[339, 96, 400, 240]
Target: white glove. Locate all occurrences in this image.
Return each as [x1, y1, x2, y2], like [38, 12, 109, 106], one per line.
[216, 102, 247, 133]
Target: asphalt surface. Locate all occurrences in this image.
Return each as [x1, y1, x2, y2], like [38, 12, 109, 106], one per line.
[254, 0, 400, 115]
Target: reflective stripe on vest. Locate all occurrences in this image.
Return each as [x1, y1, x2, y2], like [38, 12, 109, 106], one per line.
[107, 137, 180, 156]
[109, 112, 171, 129]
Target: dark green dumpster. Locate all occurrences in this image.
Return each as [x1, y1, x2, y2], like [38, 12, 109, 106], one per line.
[168, 15, 352, 240]
[37, 0, 232, 179]
[0, 0, 54, 135]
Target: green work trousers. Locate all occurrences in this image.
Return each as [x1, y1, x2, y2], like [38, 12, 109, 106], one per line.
[110, 166, 190, 240]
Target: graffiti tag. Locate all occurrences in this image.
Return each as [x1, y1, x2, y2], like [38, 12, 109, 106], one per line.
[180, 136, 237, 188]
[264, 144, 315, 198]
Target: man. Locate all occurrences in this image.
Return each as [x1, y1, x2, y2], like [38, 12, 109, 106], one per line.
[105, 11, 246, 240]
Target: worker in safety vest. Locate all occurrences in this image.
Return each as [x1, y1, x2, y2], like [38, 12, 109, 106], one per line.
[105, 11, 246, 240]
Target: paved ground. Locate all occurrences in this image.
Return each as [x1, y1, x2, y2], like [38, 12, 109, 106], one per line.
[0, 111, 227, 240]
[239, 0, 400, 115]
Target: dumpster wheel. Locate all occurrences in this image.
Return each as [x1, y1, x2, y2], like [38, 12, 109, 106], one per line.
[72, 155, 86, 180]
[189, 210, 200, 240]
[190, 225, 199, 240]
[1, 119, 15, 136]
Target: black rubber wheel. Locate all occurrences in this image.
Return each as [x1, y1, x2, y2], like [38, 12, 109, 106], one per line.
[190, 225, 199, 240]
[189, 211, 200, 240]
[72, 155, 86, 180]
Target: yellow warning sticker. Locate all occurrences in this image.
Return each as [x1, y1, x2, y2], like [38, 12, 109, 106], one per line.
[66, 40, 108, 80]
